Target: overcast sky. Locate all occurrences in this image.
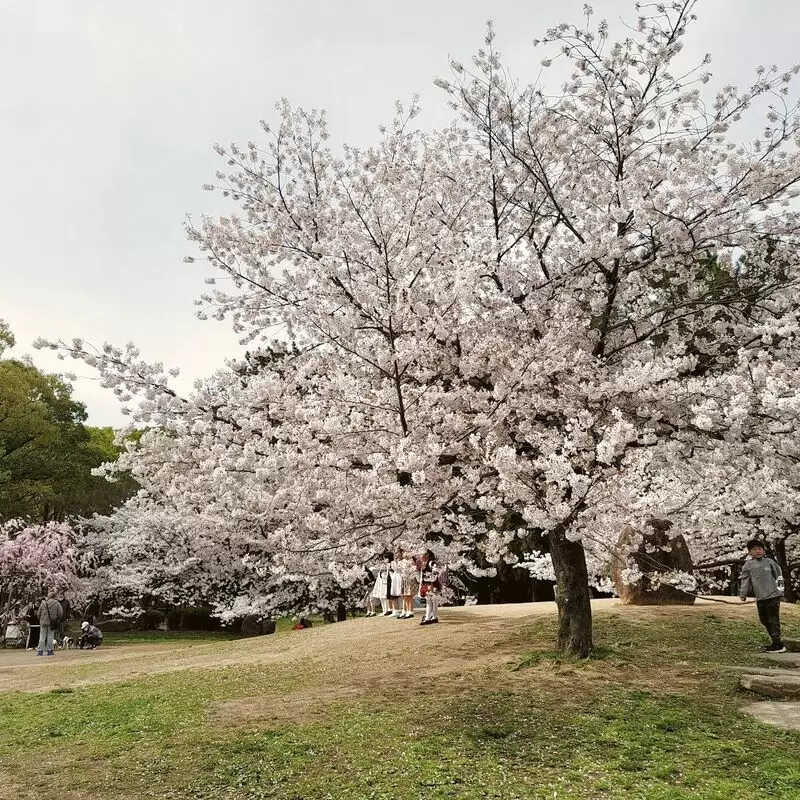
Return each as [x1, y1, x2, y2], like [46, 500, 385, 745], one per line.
[2, 1, 798, 427]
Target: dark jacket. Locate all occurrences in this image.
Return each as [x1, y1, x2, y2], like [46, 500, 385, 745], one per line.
[82, 624, 103, 641]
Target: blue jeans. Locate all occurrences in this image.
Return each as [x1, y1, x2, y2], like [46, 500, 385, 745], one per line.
[37, 625, 54, 654]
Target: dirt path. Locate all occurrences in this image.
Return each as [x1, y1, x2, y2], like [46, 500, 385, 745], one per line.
[0, 598, 748, 696]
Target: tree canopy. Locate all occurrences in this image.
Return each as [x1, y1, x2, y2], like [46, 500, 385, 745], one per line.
[0, 320, 136, 523]
[39, 1, 800, 654]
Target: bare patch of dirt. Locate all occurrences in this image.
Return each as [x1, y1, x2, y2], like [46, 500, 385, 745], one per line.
[0, 598, 759, 699]
[211, 685, 366, 726]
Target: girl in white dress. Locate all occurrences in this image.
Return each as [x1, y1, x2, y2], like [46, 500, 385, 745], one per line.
[370, 560, 391, 616]
[388, 557, 403, 616]
[395, 549, 419, 618]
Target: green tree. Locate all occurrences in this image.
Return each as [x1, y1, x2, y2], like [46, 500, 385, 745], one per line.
[0, 320, 14, 357]
[0, 321, 136, 521]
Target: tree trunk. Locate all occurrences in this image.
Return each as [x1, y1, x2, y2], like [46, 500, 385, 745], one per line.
[729, 563, 741, 596]
[549, 528, 593, 657]
[773, 538, 796, 603]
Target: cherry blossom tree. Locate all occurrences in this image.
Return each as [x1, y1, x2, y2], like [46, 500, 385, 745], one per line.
[426, 1, 800, 653]
[0, 520, 83, 613]
[41, 1, 800, 655]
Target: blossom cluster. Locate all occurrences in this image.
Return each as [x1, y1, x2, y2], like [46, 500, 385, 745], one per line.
[36, 3, 800, 619]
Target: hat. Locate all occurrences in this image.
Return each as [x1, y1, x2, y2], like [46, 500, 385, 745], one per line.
[81, 621, 89, 630]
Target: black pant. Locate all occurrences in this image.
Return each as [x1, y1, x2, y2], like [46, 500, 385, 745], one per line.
[756, 597, 782, 645]
[26, 625, 40, 650]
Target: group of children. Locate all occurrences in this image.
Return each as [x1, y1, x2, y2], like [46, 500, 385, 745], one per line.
[365, 549, 445, 626]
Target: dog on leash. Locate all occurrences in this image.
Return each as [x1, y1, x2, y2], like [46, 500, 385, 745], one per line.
[60, 636, 75, 650]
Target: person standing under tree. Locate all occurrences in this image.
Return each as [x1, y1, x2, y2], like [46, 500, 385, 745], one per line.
[740, 539, 787, 653]
[24, 603, 40, 650]
[363, 582, 380, 617]
[395, 549, 418, 619]
[388, 556, 403, 617]
[36, 589, 62, 657]
[56, 590, 71, 643]
[371, 558, 391, 616]
[418, 549, 442, 626]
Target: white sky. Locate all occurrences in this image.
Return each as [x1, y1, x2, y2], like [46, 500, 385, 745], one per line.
[2, 0, 798, 426]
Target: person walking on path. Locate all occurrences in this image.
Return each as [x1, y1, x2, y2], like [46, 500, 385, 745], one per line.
[36, 589, 62, 657]
[740, 539, 786, 653]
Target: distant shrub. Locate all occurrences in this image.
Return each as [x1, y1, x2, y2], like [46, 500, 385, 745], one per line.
[166, 605, 221, 631]
[134, 609, 165, 630]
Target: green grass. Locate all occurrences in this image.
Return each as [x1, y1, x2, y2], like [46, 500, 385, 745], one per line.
[100, 629, 239, 645]
[1, 609, 799, 799]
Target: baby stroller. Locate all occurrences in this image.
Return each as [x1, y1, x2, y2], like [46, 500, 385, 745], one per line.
[2, 616, 28, 649]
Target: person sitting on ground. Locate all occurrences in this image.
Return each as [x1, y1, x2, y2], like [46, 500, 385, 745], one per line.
[78, 621, 103, 650]
[740, 539, 786, 653]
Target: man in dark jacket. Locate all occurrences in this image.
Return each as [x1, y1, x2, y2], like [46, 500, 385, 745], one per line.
[55, 591, 71, 643]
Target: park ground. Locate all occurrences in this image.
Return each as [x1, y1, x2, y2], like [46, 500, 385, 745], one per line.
[1, 600, 799, 799]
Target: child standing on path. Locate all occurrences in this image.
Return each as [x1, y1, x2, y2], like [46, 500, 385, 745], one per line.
[739, 539, 786, 653]
[418, 549, 442, 626]
[395, 549, 418, 619]
[371, 556, 394, 616]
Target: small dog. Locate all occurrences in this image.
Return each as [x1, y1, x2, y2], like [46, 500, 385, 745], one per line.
[61, 636, 75, 650]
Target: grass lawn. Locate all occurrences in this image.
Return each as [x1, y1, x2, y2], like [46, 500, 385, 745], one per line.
[1, 603, 799, 799]
[71, 615, 315, 645]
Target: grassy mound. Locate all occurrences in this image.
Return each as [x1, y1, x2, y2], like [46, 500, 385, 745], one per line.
[0, 603, 798, 799]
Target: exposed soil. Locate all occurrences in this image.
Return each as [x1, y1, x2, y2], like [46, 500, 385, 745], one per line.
[0, 598, 756, 701]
